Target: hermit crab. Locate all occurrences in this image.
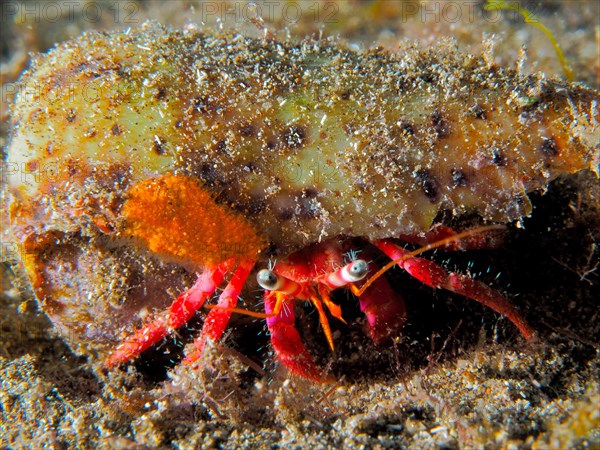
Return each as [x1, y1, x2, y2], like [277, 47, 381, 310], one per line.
[5, 23, 598, 382]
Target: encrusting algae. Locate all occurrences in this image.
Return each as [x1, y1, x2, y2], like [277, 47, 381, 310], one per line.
[122, 174, 266, 268]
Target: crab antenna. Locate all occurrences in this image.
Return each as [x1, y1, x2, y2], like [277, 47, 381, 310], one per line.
[356, 225, 506, 297]
[205, 291, 286, 319]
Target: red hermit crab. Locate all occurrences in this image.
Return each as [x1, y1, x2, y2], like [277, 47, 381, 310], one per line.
[5, 23, 598, 382]
[104, 174, 530, 381]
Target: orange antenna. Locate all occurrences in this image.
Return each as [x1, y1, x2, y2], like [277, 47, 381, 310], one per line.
[355, 225, 506, 297]
[204, 304, 275, 319]
[204, 291, 283, 319]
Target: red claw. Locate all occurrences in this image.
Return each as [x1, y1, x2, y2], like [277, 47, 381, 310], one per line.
[265, 292, 327, 382]
[358, 274, 407, 344]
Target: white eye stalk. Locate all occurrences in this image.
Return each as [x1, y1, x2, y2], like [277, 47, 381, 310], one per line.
[257, 269, 303, 296]
[320, 259, 369, 289]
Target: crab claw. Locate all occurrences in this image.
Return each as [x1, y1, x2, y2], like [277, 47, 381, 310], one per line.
[264, 292, 330, 382]
[358, 274, 407, 343]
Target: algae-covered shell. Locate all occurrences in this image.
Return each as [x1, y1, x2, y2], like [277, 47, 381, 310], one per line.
[4, 22, 599, 355]
[7, 22, 598, 251]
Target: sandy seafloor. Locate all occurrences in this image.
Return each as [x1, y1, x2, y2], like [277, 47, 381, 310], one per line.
[1, 1, 599, 448]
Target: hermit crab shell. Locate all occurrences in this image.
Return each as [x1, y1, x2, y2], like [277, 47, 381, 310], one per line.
[8, 23, 599, 249]
[4, 22, 599, 355]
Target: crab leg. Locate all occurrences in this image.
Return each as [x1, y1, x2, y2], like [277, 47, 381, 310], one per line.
[105, 260, 233, 368]
[184, 258, 255, 364]
[375, 239, 534, 339]
[265, 291, 327, 382]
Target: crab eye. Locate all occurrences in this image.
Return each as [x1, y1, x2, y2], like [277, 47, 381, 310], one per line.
[347, 259, 368, 281]
[257, 269, 281, 290]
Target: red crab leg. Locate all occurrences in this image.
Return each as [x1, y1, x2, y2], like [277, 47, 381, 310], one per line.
[374, 239, 534, 339]
[105, 260, 233, 368]
[265, 291, 328, 382]
[184, 258, 255, 364]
